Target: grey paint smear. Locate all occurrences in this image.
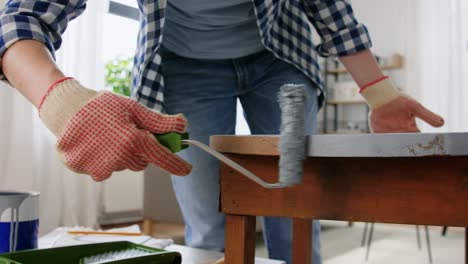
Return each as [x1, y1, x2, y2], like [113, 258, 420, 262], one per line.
[306, 132, 468, 157]
[211, 132, 468, 157]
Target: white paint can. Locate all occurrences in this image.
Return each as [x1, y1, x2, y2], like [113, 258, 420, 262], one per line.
[0, 191, 39, 253]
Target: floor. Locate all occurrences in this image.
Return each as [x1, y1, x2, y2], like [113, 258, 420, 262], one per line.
[255, 221, 465, 264]
[107, 221, 465, 263]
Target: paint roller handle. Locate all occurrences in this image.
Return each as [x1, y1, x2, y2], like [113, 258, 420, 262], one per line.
[155, 132, 291, 189]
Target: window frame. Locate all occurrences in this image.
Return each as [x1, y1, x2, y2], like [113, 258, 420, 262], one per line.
[108, 1, 139, 21]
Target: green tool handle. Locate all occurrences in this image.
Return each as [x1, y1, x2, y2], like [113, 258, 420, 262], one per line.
[155, 132, 189, 153]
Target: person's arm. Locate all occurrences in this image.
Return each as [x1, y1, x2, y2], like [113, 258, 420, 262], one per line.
[0, 0, 87, 76]
[0, 1, 192, 180]
[303, 0, 444, 132]
[303, 0, 372, 57]
[2, 40, 65, 108]
[338, 49, 383, 88]
[1, 41, 191, 180]
[0, 0, 86, 104]
[339, 49, 444, 132]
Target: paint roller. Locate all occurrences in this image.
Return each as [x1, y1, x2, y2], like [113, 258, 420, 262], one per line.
[156, 83, 307, 188]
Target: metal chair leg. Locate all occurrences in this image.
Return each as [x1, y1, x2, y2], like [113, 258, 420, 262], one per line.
[362, 224, 432, 263]
[416, 225, 422, 250]
[424, 226, 433, 264]
[142, 219, 153, 235]
[365, 223, 374, 261]
[442, 226, 448, 236]
[361, 222, 369, 247]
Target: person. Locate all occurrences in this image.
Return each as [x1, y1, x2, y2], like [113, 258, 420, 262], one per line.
[0, 1, 444, 263]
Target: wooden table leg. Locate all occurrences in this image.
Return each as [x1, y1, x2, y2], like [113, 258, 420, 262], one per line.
[225, 214, 256, 264]
[292, 218, 312, 264]
[142, 219, 153, 235]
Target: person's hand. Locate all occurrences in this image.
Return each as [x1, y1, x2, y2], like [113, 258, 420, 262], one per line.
[360, 77, 445, 133]
[39, 78, 192, 181]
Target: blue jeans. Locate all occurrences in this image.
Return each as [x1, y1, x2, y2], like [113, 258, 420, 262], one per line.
[161, 48, 322, 264]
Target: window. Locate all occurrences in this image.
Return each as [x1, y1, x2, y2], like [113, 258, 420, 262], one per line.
[103, 1, 139, 92]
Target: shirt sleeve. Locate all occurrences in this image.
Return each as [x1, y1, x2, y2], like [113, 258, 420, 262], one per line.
[0, 0, 87, 60]
[303, 0, 372, 57]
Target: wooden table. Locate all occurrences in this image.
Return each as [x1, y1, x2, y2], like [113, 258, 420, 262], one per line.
[210, 133, 468, 264]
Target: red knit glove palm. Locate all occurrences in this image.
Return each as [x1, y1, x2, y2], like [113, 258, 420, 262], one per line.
[39, 78, 192, 181]
[361, 77, 444, 133]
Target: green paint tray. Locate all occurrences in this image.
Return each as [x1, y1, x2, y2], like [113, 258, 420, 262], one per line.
[0, 241, 181, 264]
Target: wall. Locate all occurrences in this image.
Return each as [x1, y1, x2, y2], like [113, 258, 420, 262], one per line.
[352, 0, 409, 58]
[102, 171, 143, 219]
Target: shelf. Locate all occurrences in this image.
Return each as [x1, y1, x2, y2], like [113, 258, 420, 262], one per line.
[326, 54, 403, 75]
[327, 100, 366, 105]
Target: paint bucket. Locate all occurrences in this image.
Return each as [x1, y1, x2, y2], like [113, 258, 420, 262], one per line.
[0, 191, 39, 253]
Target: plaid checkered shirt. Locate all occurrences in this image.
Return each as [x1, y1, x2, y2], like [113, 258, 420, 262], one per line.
[0, 0, 372, 111]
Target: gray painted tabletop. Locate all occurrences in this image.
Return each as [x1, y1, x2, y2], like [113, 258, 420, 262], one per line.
[307, 132, 468, 157]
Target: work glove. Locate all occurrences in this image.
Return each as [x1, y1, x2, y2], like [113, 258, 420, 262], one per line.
[360, 77, 445, 133]
[39, 77, 192, 181]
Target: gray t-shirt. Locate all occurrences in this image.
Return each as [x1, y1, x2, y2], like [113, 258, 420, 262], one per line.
[162, 0, 265, 59]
